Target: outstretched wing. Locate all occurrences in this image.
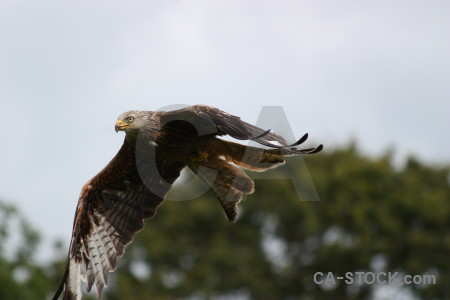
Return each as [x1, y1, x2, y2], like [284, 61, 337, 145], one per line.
[159, 105, 323, 154]
[158, 105, 322, 223]
[53, 140, 185, 300]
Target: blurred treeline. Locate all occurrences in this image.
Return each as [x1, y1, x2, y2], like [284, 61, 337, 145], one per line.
[0, 145, 449, 300]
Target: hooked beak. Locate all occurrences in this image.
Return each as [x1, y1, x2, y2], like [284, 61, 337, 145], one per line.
[115, 120, 128, 132]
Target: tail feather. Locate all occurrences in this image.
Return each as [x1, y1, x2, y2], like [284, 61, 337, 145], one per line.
[188, 138, 308, 221]
[188, 157, 254, 222]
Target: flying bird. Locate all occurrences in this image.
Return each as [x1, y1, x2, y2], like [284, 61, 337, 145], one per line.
[52, 105, 322, 300]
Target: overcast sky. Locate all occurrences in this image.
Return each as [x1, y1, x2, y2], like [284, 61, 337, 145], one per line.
[1, 0, 449, 271]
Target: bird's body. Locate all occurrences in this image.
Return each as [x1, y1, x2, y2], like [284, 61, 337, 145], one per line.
[53, 105, 322, 300]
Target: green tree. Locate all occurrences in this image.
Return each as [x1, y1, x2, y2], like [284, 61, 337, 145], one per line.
[0, 201, 54, 299]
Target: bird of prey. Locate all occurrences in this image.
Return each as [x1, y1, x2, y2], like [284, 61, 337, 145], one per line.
[52, 105, 322, 300]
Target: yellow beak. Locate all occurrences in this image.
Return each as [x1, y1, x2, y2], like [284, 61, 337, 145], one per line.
[115, 120, 129, 132]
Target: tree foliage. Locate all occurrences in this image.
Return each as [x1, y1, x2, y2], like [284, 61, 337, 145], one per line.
[1, 145, 449, 299]
[0, 202, 53, 299]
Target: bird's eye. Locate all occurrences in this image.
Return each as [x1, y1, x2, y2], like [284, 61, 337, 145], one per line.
[127, 116, 134, 123]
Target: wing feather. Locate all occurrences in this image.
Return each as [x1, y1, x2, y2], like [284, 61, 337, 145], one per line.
[53, 140, 185, 300]
[159, 105, 322, 154]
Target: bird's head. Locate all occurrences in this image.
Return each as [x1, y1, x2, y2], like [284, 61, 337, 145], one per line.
[115, 110, 150, 133]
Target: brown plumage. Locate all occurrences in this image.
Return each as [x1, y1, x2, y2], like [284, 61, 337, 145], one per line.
[52, 105, 322, 300]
